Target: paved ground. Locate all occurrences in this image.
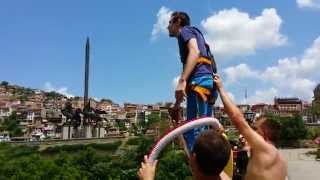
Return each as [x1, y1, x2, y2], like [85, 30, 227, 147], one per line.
[280, 148, 320, 180]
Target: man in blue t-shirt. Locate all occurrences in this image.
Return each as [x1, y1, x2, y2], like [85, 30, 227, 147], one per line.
[167, 11, 218, 153]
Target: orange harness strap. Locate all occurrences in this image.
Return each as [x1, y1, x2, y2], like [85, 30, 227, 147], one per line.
[187, 57, 213, 102]
[197, 57, 212, 65]
[189, 85, 211, 102]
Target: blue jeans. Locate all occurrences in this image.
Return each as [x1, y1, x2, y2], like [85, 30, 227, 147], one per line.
[183, 75, 217, 152]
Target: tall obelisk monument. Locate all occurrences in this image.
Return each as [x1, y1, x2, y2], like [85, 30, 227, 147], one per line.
[84, 37, 90, 108]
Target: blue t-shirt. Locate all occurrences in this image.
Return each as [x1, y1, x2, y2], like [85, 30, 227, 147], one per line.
[178, 26, 212, 80]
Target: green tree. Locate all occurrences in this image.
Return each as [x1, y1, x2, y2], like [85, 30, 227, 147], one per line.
[138, 112, 161, 134]
[147, 112, 161, 127]
[0, 81, 8, 86]
[0, 136, 193, 180]
[2, 111, 23, 137]
[311, 102, 320, 116]
[156, 150, 191, 180]
[100, 98, 113, 104]
[115, 119, 127, 131]
[74, 147, 98, 177]
[18, 95, 28, 102]
[280, 115, 307, 141]
[306, 127, 320, 139]
[266, 114, 307, 147]
[45, 91, 63, 99]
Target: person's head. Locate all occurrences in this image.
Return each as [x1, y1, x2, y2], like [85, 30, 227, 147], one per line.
[167, 11, 190, 37]
[190, 130, 231, 178]
[254, 116, 281, 145]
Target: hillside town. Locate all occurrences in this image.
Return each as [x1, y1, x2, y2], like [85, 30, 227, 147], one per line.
[0, 81, 320, 142]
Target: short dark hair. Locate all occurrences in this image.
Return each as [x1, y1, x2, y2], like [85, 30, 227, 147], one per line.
[257, 117, 281, 144]
[171, 11, 190, 27]
[192, 130, 231, 176]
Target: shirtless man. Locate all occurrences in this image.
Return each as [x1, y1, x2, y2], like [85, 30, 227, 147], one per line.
[214, 74, 287, 180]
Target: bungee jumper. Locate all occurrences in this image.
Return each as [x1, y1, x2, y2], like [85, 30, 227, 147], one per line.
[167, 11, 219, 154]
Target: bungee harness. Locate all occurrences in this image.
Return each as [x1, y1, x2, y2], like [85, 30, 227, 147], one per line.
[187, 56, 216, 103]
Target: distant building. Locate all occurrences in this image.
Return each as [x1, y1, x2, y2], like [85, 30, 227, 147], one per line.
[124, 103, 137, 112]
[236, 104, 255, 124]
[97, 99, 112, 112]
[0, 106, 11, 121]
[274, 97, 302, 117]
[71, 97, 85, 109]
[0, 86, 8, 95]
[251, 103, 269, 115]
[213, 106, 233, 126]
[237, 104, 250, 113]
[213, 106, 224, 119]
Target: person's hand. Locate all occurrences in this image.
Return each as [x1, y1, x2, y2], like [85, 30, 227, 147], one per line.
[168, 105, 183, 125]
[175, 78, 186, 105]
[213, 74, 223, 90]
[138, 155, 158, 180]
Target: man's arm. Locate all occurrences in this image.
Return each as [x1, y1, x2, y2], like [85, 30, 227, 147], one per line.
[175, 38, 200, 105]
[181, 38, 200, 81]
[214, 74, 271, 152]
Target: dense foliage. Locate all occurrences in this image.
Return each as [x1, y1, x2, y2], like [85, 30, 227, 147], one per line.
[0, 112, 23, 137]
[0, 135, 191, 180]
[265, 114, 307, 147]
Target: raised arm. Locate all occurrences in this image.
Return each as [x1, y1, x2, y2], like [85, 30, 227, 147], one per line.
[213, 74, 271, 152]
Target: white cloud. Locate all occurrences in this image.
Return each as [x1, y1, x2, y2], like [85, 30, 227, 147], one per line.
[287, 78, 316, 99]
[262, 37, 320, 80]
[245, 88, 278, 104]
[201, 8, 287, 58]
[261, 37, 320, 100]
[223, 63, 259, 83]
[300, 37, 320, 76]
[151, 6, 172, 40]
[297, 0, 320, 8]
[223, 36, 320, 102]
[215, 91, 235, 106]
[44, 82, 74, 98]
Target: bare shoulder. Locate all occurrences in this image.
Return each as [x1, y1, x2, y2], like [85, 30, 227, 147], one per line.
[252, 143, 279, 165]
[246, 147, 287, 180]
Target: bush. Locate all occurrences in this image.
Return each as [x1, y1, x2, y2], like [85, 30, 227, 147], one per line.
[156, 150, 191, 180]
[0, 136, 193, 179]
[0, 144, 38, 160]
[126, 137, 141, 145]
[306, 128, 320, 140]
[90, 141, 122, 151]
[41, 141, 122, 154]
[265, 114, 307, 147]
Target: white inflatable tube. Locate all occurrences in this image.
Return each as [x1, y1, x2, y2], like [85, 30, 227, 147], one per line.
[148, 117, 221, 162]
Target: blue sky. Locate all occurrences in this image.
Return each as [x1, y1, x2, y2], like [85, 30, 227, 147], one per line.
[1, 0, 319, 105]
